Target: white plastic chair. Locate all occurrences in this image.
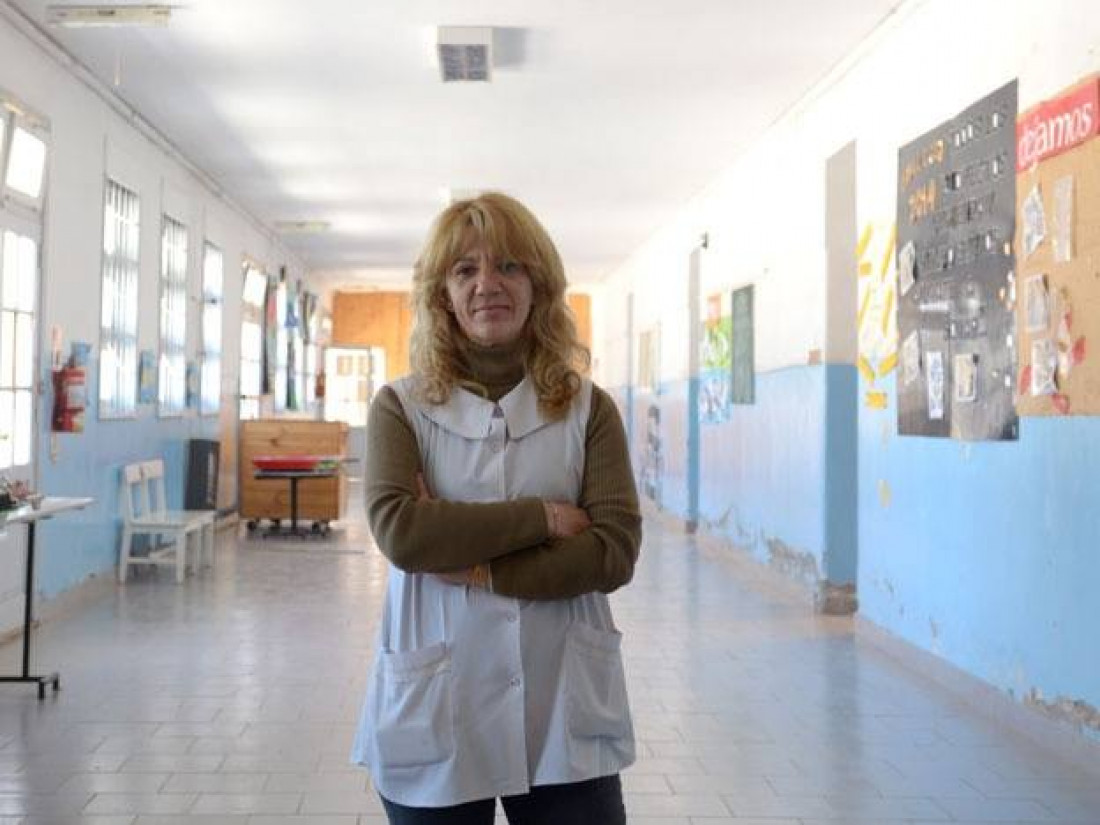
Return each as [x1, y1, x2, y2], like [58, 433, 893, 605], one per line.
[118, 459, 216, 583]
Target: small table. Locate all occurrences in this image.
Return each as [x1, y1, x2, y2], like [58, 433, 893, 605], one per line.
[0, 496, 94, 699]
[253, 469, 338, 538]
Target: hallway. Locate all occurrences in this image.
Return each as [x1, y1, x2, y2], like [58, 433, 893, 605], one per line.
[0, 496, 1097, 824]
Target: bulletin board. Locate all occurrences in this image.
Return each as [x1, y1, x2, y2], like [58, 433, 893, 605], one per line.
[895, 80, 1019, 440]
[699, 291, 732, 423]
[1014, 75, 1100, 415]
[730, 285, 754, 404]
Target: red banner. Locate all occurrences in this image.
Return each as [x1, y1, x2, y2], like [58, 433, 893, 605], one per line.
[1016, 77, 1099, 171]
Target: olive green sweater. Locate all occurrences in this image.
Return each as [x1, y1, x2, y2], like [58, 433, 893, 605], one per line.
[364, 342, 642, 600]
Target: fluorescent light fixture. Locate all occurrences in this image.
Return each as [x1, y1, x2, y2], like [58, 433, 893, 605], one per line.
[274, 220, 331, 234]
[46, 4, 175, 28]
[437, 26, 493, 82]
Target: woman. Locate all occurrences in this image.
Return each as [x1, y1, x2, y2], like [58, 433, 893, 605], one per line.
[352, 193, 642, 825]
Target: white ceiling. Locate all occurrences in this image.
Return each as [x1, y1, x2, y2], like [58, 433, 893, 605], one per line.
[10, 0, 905, 288]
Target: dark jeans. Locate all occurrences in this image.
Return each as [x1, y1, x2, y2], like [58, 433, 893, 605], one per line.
[380, 775, 626, 825]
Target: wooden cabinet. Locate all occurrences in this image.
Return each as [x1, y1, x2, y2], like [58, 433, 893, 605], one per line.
[238, 420, 348, 524]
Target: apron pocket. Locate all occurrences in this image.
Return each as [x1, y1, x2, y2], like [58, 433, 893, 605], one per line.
[565, 623, 632, 741]
[374, 641, 455, 768]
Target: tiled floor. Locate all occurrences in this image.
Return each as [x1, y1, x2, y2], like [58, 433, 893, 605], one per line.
[1, 485, 1098, 824]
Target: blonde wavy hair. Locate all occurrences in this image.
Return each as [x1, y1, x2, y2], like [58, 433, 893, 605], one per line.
[409, 192, 590, 418]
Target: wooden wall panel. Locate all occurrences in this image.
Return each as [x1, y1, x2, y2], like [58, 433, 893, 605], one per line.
[333, 290, 591, 381]
[332, 291, 412, 381]
[567, 292, 591, 348]
[568, 292, 592, 369]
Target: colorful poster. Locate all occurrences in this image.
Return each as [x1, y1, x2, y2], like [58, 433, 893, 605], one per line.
[263, 273, 278, 395]
[699, 291, 731, 423]
[138, 350, 156, 404]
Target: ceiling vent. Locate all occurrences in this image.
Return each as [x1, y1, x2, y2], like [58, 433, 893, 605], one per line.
[46, 4, 175, 28]
[437, 26, 493, 82]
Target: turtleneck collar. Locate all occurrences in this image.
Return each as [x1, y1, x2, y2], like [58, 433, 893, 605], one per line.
[457, 336, 528, 401]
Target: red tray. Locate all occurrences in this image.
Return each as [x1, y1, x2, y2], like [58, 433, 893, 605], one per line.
[253, 455, 321, 471]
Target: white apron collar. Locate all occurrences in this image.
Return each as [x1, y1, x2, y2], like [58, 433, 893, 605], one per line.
[418, 377, 551, 441]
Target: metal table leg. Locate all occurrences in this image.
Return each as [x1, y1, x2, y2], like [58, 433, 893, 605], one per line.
[0, 521, 61, 699]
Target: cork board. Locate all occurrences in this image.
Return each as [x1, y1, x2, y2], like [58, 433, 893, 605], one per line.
[1015, 75, 1100, 415]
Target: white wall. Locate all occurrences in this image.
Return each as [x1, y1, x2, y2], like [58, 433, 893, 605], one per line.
[593, 0, 1100, 727]
[0, 11, 311, 610]
[597, 0, 1100, 384]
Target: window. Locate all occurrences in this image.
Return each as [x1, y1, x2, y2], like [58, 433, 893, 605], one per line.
[200, 242, 223, 415]
[0, 229, 37, 469]
[324, 346, 383, 427]
[158, 216, 188, 415]
[273, 278, 288, 411]
[6, 126, 46, 201]
[1, 111, 48, 213]
[239, 261, 266, 420]
[99, 179, 140, 419]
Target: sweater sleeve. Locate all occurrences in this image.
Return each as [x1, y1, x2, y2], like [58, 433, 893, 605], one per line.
[365, 386, 548, 572]
[488, 385, 642, 600]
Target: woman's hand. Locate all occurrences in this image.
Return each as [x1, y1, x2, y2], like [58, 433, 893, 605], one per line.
[543, 500, 591, 538]
[416, 473, 490, 589]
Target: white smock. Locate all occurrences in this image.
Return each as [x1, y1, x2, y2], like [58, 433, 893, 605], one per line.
[351, 375, 635, 807]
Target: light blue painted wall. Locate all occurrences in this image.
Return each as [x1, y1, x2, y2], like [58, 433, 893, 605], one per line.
[858, 382, 1100, 722]
[33, 361, 218, 599]
[622, 364, 859, 588]
[695, 367, 825, 574]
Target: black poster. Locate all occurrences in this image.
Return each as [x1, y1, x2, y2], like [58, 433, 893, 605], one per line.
[895, 81, 1019, 440]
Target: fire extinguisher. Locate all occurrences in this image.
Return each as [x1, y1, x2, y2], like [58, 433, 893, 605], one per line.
[52, 367, 86, 433]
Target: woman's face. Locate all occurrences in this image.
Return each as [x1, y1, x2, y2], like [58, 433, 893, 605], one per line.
[444, 241, 534, 347]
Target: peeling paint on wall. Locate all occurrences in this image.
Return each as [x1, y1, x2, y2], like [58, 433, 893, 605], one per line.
[1025, 690, 1100, 735]
[767, 537, 821, 586]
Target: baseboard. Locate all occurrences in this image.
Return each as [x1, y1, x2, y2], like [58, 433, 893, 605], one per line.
[641, 500, 858, 614]
[640, 498, 818, 608]
[641, 500, 1100, 771]
[855, 616, 1100, 774]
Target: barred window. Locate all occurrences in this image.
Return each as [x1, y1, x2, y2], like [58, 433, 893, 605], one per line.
[0, 229, 38, 468]
[99, 179, 139, 419]
[239, 261, 266, 420]
[158, 215, 188, 415]
[200, 242, 223, 415]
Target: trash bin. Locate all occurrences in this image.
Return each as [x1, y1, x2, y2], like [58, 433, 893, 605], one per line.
[185, 438, 220, 510]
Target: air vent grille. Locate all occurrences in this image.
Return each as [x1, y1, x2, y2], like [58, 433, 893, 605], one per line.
[437, 27, 493, 83]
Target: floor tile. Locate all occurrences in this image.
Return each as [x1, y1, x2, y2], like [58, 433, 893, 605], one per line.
[0, 488, 1095, 825]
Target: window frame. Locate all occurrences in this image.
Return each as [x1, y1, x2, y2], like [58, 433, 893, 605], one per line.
[239, 260, 266, 420]
[0, 108, 49, 215]
[199, 241, 223, 416]
[0, 217, 41, 471]
[157, 213, 188, 417]
[98, 177, 141, 420]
